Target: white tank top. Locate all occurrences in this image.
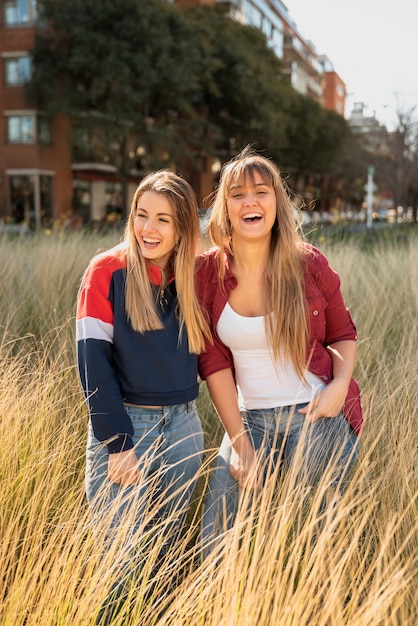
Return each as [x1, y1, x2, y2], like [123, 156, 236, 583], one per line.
[217, 302, 325, 409]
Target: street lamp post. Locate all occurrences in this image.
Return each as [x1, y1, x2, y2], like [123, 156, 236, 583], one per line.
[366, 165, 375, 229]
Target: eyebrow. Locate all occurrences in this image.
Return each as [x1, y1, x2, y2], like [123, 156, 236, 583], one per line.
[136, 207, 173, 217]
[229, 181, 270, 190]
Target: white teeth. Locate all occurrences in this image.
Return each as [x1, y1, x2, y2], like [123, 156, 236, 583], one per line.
[143, 237, 160, 244]
[243, 212, 262, 220]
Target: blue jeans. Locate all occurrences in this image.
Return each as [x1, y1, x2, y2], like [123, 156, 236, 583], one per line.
[201, 405, 358, 554]
[86, 402, 204, 623]
[86, 401, 203, 550]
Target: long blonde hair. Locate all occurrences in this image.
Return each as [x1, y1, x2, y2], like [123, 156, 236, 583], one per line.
[124, 170, 210, 354]
[209, 150, 310, 379]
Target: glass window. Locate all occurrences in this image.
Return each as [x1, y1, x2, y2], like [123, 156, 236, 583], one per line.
[72, 180, 91, 221]
[103, 182, 123, 224]
[4, 0, 37, 25]
[38, 117, 51, 144]
[270, 26, 284, 59]
[7, 114, 50, 144]
[4, 56, 32, 85]
[8, 115, 34, 143]
[243, 0, 262, 28]
[8, 173, 53, 227]
[9, 175, 34, 223]
[39, 175, 53, 226]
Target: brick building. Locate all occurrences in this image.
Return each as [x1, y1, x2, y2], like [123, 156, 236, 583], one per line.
[0, 1, 73, 229]
[174, 0, 346, 114]
[1, 0, 346, 228]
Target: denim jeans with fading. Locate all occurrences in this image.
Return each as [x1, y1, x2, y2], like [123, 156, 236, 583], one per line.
[201, 404, 359, 555]
[85, 402, 203, 623]
[86, 401, 203, 546]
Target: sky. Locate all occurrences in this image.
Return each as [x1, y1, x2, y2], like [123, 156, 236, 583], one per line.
[286, 0, 418, 128]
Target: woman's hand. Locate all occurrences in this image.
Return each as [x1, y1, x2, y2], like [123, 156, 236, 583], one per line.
[230, 435, 262, 489]
[298, 377, 349, 422]
[299, 340, 356, 423]
[108, 449, 140, 485]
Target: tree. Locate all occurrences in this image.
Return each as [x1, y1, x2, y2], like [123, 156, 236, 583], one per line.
[27, 0, 203, 209]
[27, 0, 360, 211]
[280, 96, 348, 179]
[181, 6, 294, 161]
[379, 106, 418, 219]
[328, 131, 370, 213]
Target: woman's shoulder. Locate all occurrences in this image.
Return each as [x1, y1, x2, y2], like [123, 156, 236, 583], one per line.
[87, 242, 127, 273]
[81, 243, 127, 292]
[196, 246, 222, 275]
[197, 245, 222, 261]
[298, 241, 330, 272]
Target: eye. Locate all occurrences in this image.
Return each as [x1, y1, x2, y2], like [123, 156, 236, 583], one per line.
[136, 211, 146, 218]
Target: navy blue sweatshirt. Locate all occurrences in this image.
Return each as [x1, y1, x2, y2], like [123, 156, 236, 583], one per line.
[76, 243, 198, 453]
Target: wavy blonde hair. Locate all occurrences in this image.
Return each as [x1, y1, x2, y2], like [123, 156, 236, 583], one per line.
[124, 170, 210, 354]
[209, 149, 310, 378]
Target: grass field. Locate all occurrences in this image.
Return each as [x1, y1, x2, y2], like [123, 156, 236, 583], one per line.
[0, 225, 417, 625]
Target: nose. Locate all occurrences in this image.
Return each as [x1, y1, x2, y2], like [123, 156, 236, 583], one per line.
[244, 192, 257, 206]
[142, 217, 156, 231]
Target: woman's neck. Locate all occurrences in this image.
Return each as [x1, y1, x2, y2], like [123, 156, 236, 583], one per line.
[147, 258, 174, 286]
[230, 237, 270, 275]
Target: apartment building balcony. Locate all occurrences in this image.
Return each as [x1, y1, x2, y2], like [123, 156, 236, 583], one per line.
[282, 33, 323, 101]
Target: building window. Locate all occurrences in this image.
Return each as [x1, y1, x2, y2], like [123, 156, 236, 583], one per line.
[72, 179, 91, 221]
[243, 0, 262, 28]
[8, 115, 34, 143]
[336, 84, 345, 97]
[269, 26, 284, 59]
[9, 175, 33, 223]
[4, 56, 32, 85]
[8, 173, 53, 227]
[39, 175, 53, 226]
[4, 0, 37, 25]
[38, 117, 51, 143]
[7, 114, 51, 144]
[105, 182, 123, 218]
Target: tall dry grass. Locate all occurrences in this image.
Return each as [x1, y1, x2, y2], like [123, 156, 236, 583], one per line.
[0, 228, 417, 625]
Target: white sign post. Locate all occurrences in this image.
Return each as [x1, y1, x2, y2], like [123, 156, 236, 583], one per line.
[366, 165, 375, 229]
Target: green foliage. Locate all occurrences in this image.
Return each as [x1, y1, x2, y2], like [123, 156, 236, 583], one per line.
[280, 95, 349, 178]
[30, 0, 179, 118]
[26, 1, 352, 182]
[182, 6, 293, 158]
[28, 0, 204, 172]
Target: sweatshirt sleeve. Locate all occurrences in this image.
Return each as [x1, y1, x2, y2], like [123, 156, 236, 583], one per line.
[76, 260, 134, 453]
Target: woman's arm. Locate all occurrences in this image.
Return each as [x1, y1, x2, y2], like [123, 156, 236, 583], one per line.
[206, 369, 259, 485]
[299, 340, 357, 421]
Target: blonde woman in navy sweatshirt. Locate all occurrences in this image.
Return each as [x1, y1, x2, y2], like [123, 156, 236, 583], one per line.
[76, 170, 210, 619]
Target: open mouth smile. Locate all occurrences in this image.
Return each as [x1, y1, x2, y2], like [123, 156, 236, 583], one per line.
[142, 237, 161, 248]
[242, 212, 263, 222]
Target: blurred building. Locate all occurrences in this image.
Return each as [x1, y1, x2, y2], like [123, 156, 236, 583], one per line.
[319, 55, 346, 117]
[1, 0, 346, 228]
[347, 102, 388, 153]
[174, 0, 346, 114]
[0, 1, 72, 229]
[0, 1, 139, 229]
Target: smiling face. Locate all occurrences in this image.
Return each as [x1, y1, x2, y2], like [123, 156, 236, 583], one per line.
[226, 170, 277, 243]
[133, 190, 177, 271]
